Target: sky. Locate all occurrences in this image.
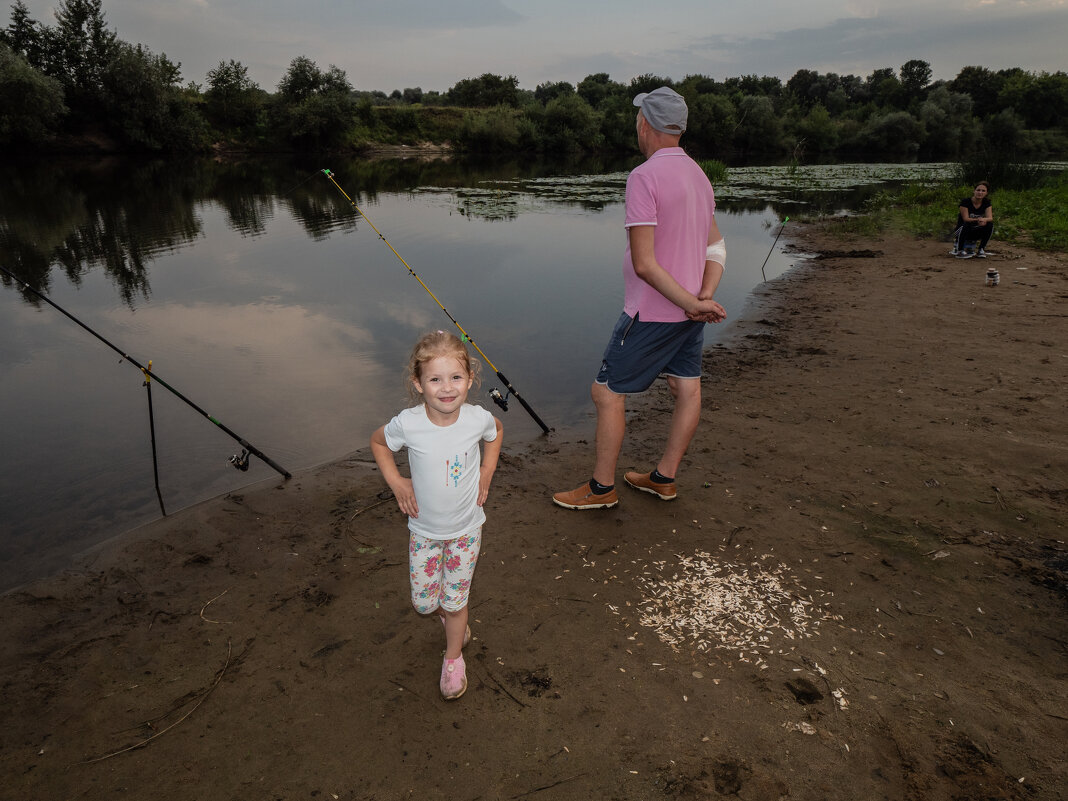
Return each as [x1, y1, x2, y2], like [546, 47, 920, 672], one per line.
[16, 0, 1068, 93]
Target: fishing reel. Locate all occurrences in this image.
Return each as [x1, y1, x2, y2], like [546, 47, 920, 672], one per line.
[229, 449, 251, 471]
[489, 387, 510, 412]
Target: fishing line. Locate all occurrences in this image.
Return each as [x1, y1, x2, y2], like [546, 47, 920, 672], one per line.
[0, 264, 292, 480]
[320, 168, 551, 435]
[760, 216, 789, 282]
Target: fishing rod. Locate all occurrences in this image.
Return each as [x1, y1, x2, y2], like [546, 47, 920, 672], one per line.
[0, 264, 292, 480]
[760, 216, 789, 282]
[320, 168, 551, 435]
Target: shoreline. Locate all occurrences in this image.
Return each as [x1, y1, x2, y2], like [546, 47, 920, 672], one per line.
[3, 222, 1065, 801]
[0, 234, 797, 596]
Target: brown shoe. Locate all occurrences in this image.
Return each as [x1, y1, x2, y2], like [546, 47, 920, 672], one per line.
[624, 471, 677, 500]
[553, 482, 618, 509]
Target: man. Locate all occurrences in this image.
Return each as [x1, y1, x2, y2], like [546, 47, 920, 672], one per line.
[553, 86, 727, 510]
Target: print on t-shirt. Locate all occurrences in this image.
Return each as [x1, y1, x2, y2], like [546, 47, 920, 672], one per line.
[448, 451, 469, 487]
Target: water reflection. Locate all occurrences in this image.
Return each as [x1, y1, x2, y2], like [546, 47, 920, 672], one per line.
[0, 155, 937, 590]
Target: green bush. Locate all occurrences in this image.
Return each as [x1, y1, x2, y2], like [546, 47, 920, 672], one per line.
[536, 94, 601, 155]
[955, 154, 1054, 191]
[0, 43, 67, 146]
[455, 106, 521, 153]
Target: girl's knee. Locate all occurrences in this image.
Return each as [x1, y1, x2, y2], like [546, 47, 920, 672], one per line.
[411, 598, 439, 616]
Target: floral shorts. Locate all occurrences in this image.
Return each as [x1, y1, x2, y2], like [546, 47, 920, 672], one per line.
[408, 529, 482, 614]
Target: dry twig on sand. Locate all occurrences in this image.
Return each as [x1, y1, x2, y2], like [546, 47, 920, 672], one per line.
[199, 588, 233, 624]
[81, 639, 233, 764]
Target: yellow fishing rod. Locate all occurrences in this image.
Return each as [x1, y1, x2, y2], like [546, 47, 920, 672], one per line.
[321, 168, 550, 434]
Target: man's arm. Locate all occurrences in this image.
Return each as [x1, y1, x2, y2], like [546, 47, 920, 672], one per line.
[629, 225, 724, 319]
[699, 215, 726, 302]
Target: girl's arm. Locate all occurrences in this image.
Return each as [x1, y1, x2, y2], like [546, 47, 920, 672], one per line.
[477, 417, 504, 507]
[370, 425, 418, 518]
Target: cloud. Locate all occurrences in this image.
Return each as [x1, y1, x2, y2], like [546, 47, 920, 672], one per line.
[662, 7, 1068, 81]
[223, 0, 524, 31]
[334, 0, 523, 29]
[17, 0, 1066, 92]
[844, 0, 881, 17]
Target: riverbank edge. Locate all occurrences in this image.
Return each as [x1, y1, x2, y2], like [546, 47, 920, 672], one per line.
[6, 225, 811, 595]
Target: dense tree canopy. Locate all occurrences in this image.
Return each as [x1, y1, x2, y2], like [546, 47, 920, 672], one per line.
[1, 3, 1066, 159]
[446, 73, 519, 107]
[0, 42, 66, 144]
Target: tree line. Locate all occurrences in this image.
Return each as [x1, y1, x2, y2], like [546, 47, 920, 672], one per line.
[2, 0, 1066, 159]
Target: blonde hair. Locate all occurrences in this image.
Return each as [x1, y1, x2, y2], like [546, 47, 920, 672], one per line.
[405, 330, 481, 402]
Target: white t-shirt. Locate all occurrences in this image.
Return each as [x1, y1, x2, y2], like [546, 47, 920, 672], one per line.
[382, 403, 499, 540]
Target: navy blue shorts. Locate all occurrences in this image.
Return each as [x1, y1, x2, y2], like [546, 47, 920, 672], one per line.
[595, 312, 705, 394]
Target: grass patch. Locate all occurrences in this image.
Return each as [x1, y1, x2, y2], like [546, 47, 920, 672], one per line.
[861, 168, 1068, 250]
[699, 159, 728, 186]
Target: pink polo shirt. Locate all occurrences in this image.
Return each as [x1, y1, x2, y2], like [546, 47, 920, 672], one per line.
[622, 147, 717, 322]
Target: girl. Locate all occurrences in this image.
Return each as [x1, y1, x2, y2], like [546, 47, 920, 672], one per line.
[370, 331, 503, 700]
[954, 181, 994, 258]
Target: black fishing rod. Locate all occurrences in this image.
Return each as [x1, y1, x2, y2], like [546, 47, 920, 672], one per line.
[321, 168, 551, 435]
[760, 216, 789, 282]
[0, 264, 292, 480]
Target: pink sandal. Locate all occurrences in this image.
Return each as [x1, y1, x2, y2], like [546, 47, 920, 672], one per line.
[440, 655, 467, 700]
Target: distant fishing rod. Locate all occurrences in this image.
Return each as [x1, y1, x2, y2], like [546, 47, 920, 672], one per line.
[321, 168, 551, 435]
[0, 264, 292, 480]
[760, 216, 789, 282]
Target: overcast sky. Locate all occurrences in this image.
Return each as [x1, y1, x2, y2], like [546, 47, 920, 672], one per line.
[16, 0, 1068, 93]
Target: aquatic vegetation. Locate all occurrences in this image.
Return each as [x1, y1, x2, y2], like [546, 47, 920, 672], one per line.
[410, 163, 965, 221]
[699, 159, 729, 186]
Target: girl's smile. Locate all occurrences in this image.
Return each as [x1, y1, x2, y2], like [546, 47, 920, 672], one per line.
[414, 355, 473, 424]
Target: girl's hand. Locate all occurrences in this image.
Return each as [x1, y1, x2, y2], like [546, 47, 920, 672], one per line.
[477, 471, 492, 507]
[476, 463, 495, 508]
[391, 478, 419, 518]
[477, 417, 503, 507]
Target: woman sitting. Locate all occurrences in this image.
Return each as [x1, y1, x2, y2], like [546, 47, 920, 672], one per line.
[953, 181, 993, 259]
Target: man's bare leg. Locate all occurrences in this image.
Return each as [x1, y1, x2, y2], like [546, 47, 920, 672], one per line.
[592, 381, 626, 486]
[656, 376, 701, 478]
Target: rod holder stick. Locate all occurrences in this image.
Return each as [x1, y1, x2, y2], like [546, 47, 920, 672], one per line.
[143, 361, 168, 517]
[760, 216, 789, 282]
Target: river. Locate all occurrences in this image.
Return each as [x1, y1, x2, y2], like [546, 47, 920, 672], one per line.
[0, 156, 954, 589]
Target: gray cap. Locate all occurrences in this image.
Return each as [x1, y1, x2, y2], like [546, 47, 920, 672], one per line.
[633, 86, 687, 134]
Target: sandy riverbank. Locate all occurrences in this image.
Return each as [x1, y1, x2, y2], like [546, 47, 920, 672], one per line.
[2, 222, 1066, 800]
